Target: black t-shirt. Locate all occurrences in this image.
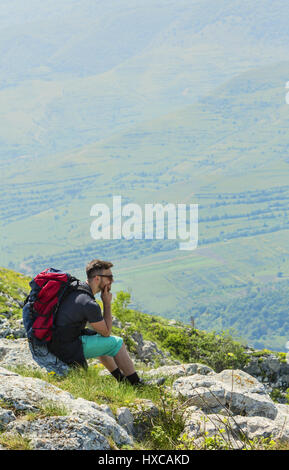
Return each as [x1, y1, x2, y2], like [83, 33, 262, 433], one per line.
[47, 282, 104, 367]
[55, 282, 103, 329]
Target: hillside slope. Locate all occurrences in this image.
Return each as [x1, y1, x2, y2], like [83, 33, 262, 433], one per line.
[0, 266, 289, 451]
[0, 266, 288, 369]
[0, 266, 248, 372]
[1, 61, 289, 350]
[1, 0, 289, 159]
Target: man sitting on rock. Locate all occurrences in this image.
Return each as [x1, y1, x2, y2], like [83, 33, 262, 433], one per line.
[48, 259, 162, 386]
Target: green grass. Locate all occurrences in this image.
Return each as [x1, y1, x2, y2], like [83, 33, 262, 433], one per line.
[7, 364, 167, 416]
[0, 433, 32, 450]
[0, 267, 30, 318]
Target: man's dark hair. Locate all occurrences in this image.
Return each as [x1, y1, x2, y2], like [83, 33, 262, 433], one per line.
[86, 259, 114, 279]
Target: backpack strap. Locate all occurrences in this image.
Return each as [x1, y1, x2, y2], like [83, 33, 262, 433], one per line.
[23, 294, 30, 306]
[72, 280, 96, 301]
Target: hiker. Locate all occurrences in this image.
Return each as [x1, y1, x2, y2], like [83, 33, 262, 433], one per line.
[46, 259, 146, 386]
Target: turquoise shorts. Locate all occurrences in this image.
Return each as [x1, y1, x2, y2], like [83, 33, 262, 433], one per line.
[80, 334, 123, 359]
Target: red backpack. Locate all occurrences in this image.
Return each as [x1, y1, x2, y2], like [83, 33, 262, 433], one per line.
[22, 268, 90, 344]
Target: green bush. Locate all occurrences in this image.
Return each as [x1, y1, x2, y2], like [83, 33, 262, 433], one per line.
[162, 332, 192, 361]
[270, 388, 284, 403]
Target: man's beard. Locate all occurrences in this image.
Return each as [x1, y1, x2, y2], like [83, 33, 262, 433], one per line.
[100, 279, 109, 291]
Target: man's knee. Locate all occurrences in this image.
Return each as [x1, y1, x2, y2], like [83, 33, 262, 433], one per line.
[114, 341, 130, 358]
[99, 355, 110, 361]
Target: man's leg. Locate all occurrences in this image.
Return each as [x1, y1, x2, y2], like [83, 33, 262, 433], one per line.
[81, 335, 142, 385]
[98, 355, 118, 372]
[99, 345, 141, 384]
[107, 343, 165, 387]
[98, 355, 126, 382]
[113, 343, 144, 385]
[113, 343, 136, 376]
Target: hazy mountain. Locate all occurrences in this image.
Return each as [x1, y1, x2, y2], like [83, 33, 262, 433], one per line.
[1, 0, 289, 158]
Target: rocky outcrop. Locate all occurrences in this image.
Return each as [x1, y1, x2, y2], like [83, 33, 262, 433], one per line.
[4, 416, 111, 450]
[173, 370, 277, 419]
[0, 322, 289, 450]
[182, 409, 289, 449]
[0, 361, 288, 450]
[0, 317, 26, 340]
[172, 369, 289, 449]
[0, 338, 70, 376]
[118, 323, 180, 367]
[0, 366, 132, 450]
[244, 353, 289, 398]
[116, 399, 160, 440]
[148, 363, 214, 378]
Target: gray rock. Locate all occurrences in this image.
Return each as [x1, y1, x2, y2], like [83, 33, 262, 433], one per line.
[112, 316, 123, 329]
[230, 415, 289, 442]
[123, 330, 175, 366]
[181, 385, 227, 409]
[130, 399, 159, 440]
[0, 338, 40, 371]
[0, 367, 132, 446]
[173, 371, 278, 419]
[181, 408, 243, 449]
[182, 407, 289, 449]
[0, 407, 16, 427]
[276, 404, 289, 417]
[244, 354, 289, 395]
[5, 416, 110, 450]
[97, 404, 115, 420]
[140, 340, 170, 365]
[278, 375, 289, 387]
[225, 390, 277, 420]
[148, 363, 214, 379]
[216, 369, 267, 395]
[263, 356, 281, 374]
[0, 338, 70, 376]
[116, 407, 135, 436]
[0, 317, 27, 339]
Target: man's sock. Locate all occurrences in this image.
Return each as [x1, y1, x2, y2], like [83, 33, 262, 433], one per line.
[125, 372, 142, 385]
[110, 367, 125, 382]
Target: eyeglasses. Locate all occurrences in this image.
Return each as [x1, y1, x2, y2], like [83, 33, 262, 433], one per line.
[96, 274, 114, 281]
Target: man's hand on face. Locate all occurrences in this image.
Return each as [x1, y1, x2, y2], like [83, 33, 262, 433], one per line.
[101, 284, 112, 304]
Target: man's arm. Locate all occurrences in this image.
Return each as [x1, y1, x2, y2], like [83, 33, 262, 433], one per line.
[90, 285, 112, 337]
